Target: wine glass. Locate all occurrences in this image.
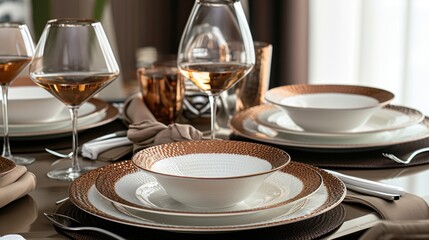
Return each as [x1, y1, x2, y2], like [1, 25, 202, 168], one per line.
[29, 19, 119, 181]
[0, 22, 35, 165]
[177, 0, 255, 139]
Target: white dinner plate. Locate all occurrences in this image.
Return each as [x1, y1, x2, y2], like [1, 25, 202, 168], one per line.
[231, 105, 429, 151]
[5, 99, 100, 129]
[1, 86, 65, 124]
[256, 104, 424, 137]
[69, 160, 346, 233]
[94, 161, 322, 217]
[3, 98, 119, 138]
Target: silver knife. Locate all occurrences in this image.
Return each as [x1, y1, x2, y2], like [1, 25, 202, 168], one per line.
[346, 184, 400, 201]
[324, 169, 405, 196]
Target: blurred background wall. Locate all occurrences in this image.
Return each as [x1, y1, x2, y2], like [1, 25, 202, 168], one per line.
[4, 0, 429, 113]
[108, 0, 309, 91]
[27, 0, 308, 92]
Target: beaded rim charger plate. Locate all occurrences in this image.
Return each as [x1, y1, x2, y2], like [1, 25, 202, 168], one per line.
[69, 160, 346, 233]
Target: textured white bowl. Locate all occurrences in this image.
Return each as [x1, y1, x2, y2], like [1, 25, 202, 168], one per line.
[0, 86, 64, 124]
[265, 84, 394, 133]
[132, 140, 291, 209]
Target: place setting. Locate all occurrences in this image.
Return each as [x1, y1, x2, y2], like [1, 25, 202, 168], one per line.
[53, 140, 346, 239]
[2, 86, 119, 139]
[229, 84, 429, 169]
[231, 84, 429, 151]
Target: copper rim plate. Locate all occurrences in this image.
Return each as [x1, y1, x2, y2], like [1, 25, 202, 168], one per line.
[0, 157, 16, 176]
[256, 104, 424, 137]
[69, 160, 346, 233]
[231, 105, 429, 151]
[94, 160, 322, 217]
[265, 84, 394, 108]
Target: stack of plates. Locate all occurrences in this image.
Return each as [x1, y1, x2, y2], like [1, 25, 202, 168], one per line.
[69, 160, 346, 233]
[2, 98, 119, 138]
[231, 104, 429, 151]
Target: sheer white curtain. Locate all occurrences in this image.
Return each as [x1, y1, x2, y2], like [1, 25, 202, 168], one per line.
[309, 0, 429, 114]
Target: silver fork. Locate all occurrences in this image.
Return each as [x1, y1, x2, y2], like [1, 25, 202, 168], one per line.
[382, 147, 429, 164]
[44, 213, 126, 240]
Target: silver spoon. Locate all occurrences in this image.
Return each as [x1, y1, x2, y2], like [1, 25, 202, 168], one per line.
[44, 213, 126, 240]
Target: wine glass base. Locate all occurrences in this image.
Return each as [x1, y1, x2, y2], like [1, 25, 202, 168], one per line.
[47, 166, 98, 181]
[6, 155, 36, 166]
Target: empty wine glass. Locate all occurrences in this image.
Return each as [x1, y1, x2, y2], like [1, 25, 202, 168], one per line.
[177, 0, 255, 139]
[29, 19, 120, 181]
[0, 22, 35, 165]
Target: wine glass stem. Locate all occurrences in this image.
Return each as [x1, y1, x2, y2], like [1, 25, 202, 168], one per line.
[208, 94, 219, 140]
[1, 84, 12, 159]
[69, 107, 81, 173]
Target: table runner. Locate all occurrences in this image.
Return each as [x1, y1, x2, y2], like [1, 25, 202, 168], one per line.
[231, 135, 429, 169]
[54, 200, 345, 240]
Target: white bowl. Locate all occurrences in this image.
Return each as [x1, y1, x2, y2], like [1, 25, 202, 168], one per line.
[0, 86, 64, 124]
[132, 140, 291, 209]
[265, 84, 395, 133]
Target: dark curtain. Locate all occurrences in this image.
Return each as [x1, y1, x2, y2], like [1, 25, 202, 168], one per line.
[248, 0, 308, 88]
[110, 0, 308, 88]
[110, 0, 194, 83]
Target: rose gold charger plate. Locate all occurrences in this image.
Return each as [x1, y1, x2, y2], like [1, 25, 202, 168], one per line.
[68, 160, 346, 233]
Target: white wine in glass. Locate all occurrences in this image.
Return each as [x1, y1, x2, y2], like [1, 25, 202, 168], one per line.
[179, 62, 251, 95]
[29, 19, 119, 181]
[0, 22, 35, 165]
[178, 0, 255, 139]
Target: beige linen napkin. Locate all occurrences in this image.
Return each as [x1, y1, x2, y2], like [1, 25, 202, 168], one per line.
[0, 166, 36, 208]
[124, 94, 208, 152]
[359, 220, 429, 240]
[0, 165, 27, 188]
[344, 191, 429, 220]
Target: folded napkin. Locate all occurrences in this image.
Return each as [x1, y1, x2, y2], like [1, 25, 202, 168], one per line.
[360, 219, 429, 240]
[344, 191, 429, 220]
[82, 137, 133, 160]
[0, 165, 36, 208]
[124, 94, 208, 152]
